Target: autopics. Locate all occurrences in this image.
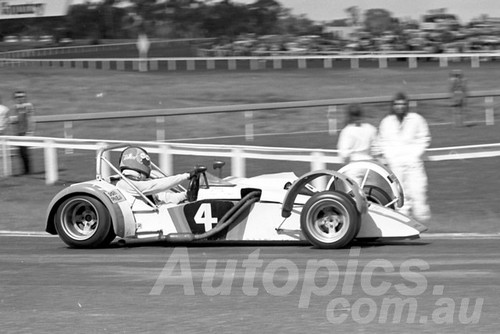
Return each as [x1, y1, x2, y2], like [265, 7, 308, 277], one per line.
[150, 247, 483, 324]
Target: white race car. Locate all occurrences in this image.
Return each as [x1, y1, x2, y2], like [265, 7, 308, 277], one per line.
[45, 144, 427, 249]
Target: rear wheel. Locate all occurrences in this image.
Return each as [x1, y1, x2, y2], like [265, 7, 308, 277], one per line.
[300, 191, 360, 249]
[54, 195, 115, 248]
[363, 185, 394, 209]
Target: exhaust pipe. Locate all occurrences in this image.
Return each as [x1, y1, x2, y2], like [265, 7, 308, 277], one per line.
[164, 233, 195, 242]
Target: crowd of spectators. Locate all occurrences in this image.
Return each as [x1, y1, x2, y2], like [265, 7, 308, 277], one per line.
[199, 20, 500, 57]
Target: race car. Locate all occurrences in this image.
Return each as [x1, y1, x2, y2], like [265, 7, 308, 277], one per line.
[45, 144, 427, 249]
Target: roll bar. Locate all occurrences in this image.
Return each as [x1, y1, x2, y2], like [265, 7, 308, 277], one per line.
[95, 144, 159, 210]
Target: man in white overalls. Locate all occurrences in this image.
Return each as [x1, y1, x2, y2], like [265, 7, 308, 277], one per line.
[377, 92, 431, 222]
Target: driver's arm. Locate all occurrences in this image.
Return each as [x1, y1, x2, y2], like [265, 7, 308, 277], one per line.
[156, 191, 187, 204]
[136, 173, 190, 196]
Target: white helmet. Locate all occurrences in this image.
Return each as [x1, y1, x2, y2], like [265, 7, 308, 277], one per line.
[119, 146, 151, 177]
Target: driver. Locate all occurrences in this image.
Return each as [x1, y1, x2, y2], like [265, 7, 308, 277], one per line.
[116, 146, 195, 204]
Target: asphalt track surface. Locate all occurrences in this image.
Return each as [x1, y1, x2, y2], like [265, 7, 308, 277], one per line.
[0, 233, 499, 333]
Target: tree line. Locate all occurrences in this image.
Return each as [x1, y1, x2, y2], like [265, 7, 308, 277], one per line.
[0, 0, 416, 43]
[66, 0, 323, 40]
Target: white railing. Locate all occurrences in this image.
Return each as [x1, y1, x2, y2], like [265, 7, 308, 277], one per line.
[2, 52, 500, 71]
[0, 38, 215, 59]
[31, 92, 500, 142]
[2, 135, 500, 185]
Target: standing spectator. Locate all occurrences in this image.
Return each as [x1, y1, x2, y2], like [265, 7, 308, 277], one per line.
[337, 103, 378, 185]
[10, 91, 36, 174]
[449, 69, 467, 126]
[377, 92, 431, 222]
[337, 103, 377, 163]
[0, 96, 9, 135]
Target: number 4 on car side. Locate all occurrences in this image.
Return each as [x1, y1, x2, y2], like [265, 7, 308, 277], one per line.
[45, 144, 427, 249]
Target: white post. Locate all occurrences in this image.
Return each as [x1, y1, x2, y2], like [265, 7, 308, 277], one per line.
[231, 148, 245, 177]
[471, 56, 480, 68]
[44, 140, 58, 185]
[485, 96, 494, 125]
[159, 145, 173, 175]
[244, 111, 254, 141]
[273, 59, 282, 69]
[324, 58, 332, 69]
[156, 116, 165, 142]
[311, 151, 326, 171]
[298, 58, 306, 69]
[250, 59, 259, 70]
[327, 106, 337, 135]
[439, 56, 448, 68]
[64, 121, 73, 154]
[311, 152, 326, 189]
[1, 139, 12, 177]
[207, 59, 215, 70]
[350, 58, 359, 69]
[168, 60, 176, 71]
[409, 57, 417, 68]
[378, 57, 387, 68]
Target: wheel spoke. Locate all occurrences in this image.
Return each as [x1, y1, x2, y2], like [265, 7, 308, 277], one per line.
[360, 169, 370, 188]
[310, 204, 347, 240]
[82, 222, 93, 234]
[302, 191, 359, 248]
[60, 199, 100, 240]
[73, 214, 84, 224]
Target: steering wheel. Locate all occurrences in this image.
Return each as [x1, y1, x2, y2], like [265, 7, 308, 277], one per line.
[187, 175, 200, 202]
[186, 165, 207, 202]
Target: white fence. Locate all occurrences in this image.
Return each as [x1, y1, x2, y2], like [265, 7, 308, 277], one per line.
[0, 38, 215, 59]
[2, 136, 500, 185]
[33, 91, 500, 142]
[2, 52, 500, 71]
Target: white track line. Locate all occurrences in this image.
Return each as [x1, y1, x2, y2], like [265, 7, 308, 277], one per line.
[0, 231, 57, 237]
[0, 231, 499, 239]
[420, 233, 500, 239]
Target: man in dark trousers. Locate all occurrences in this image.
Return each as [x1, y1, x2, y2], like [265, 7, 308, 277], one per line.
[449, 69, 467, 126]
[10, 91, 35, 174]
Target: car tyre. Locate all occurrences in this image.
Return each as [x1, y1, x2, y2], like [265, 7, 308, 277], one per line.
[363, 185, 394, 209]
[300, 191, 360, 249]
[55, 195, 115, 248]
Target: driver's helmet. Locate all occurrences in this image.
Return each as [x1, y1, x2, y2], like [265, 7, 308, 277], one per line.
[119, 146, 151, 178]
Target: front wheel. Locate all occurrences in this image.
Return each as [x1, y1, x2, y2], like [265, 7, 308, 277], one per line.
[54, 195, 115, 248]
[300, 191, 360, 249]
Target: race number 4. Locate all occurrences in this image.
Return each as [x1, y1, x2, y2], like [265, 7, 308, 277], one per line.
[194, 203, 218, 231]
